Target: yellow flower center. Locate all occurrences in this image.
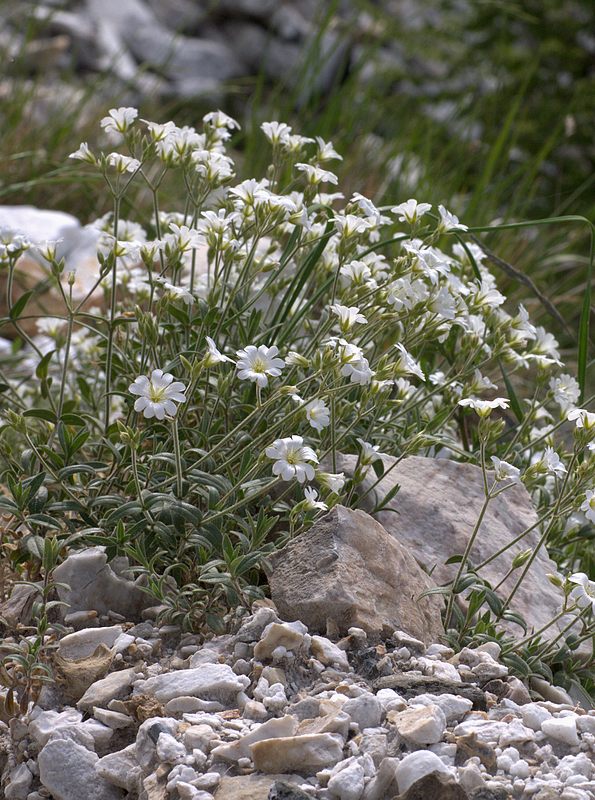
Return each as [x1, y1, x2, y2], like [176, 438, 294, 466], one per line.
[149, 385, 167, 403]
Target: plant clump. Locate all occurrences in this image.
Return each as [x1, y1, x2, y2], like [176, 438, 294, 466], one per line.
[0, 108, 593, 697]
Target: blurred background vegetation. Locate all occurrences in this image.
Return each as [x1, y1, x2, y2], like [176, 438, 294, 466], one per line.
[1, 0, 593, 373]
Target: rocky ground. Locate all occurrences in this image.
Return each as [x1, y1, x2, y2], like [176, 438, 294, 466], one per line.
[1, 583, 594, 800]
[1, 501, 594, 800]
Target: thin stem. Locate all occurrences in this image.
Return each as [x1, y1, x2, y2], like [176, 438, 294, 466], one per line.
[172, 416, 183, 498]
[104, 195, 121, 435]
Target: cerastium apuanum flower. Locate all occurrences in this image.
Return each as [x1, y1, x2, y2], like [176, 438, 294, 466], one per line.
[0, 108, 593, 697]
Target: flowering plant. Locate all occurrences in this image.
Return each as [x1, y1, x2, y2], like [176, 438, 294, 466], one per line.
[0, 109, 593, 687]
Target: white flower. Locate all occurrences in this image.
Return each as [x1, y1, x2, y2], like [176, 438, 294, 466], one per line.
[192, 150, 235, 183]
[529, 326, 561, 364]
[357, 438, 388, 466]
[459, 397, 510, 417]
[303, 486, 328, 511]
[387, 276, 429, 311]
[236, 344, 285, 388]
[340, 260, 374, 287]
[205, 337, 232, 367]
[549, 374, 580, 412]
[468, 369, 498, 393]
[469, 279, 505, 310]
[568, 572, 595, 613]
[166, 224, 202, 253]
[37, 239, 63, 262]
[430, 286, 457, 319]
[317, 472, 345, 493]
[203, 110, 240, 131]
[542, 447, 567, 478]
[580, 489, 595, 524]
[129, 369, 186, 420]
[392, 199, 432, 225]
[437, 204, 468, 232]
[285, 350, 309, 368]
[143, 119, 177, 142]
[107, 153, 140, 174]
[265, 435, 318, 483]
[327, 337, 375, 386]
[100, 106, 138, 135]
[394, 343, 425, 381]
[568, 408, 595, 430]
[315, 136, 342, 162]
[261, 121, 292, 144]
[305, 399, 330, 432]
[158, 281, 194, 305]
[295, 163, 338, 185]
[490, 456, 521, 483]
[68, 142, 96, 164]
[333, 214, 373, 238]
[330, 304, 367, 331]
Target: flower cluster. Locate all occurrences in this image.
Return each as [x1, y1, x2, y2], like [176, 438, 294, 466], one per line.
[1, 106, 593, 654]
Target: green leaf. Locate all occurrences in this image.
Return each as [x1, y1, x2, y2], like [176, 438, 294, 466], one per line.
[498, 359, 523, 423]
[22, 534, 45, 560]
[577, 227, 594, 401]
[35, 350, 55, 380]
[23, 408, 56, 423]
[9, 290, 34, 320]
[60, 413, 86, 426]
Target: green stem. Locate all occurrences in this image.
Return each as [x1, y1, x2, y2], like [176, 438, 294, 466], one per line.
[104, 196, 121, 434]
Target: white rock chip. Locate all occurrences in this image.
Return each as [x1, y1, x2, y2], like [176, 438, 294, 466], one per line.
[95, 744, 141, 791]
[156, 731, 187, 763]
[390, 704, 447, 744]
[342, 694, 383, 731]
[5, 763, 33, 800]
[327, 757, 366, 800]
[29, 708, 82, 746]
[135, 664, 250, 703]
[250, 732, 344, 774]
[93, 708, 133, 729]
[77, 667, 140, 711]
[395, 750, 452, 793]
[311, 635, 350, 670]
[521, 703, 553, 731]
[211, 714, 298, 762]
[254, 621, 308, 661]
[410, 692, 472, 723]
[542, 715, 580, 746]
[38, 738, 122, 800]
[58, 626, 123, 660]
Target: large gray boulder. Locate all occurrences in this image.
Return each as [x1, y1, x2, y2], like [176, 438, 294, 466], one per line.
[266, 505, 444, 643]
[342, 454, 568, 639]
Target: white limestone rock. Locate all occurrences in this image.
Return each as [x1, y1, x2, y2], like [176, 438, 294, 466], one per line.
[77, 667, 140, 712]
[327, 758, 366, 800]
[95, 744, 141, 792]
[250, 732, 344, 774]
[542, 715, 580, 746]
[29, 707, 83, 746]
[211, 714, 298, 762]
[135, 663, 250, 704]
[395, 750, 452, 794]
[54, 547, 152, 620]
[390, 704, 447, 745]
[58, 626, 123, 660]
[342, 694, 383, 731]
[38, 738, 123, 800]
[156, 732, 187, 763]
[254, 621, 308, 661]
[311, 635, 350, 670]
[5, 763, 33, 800]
